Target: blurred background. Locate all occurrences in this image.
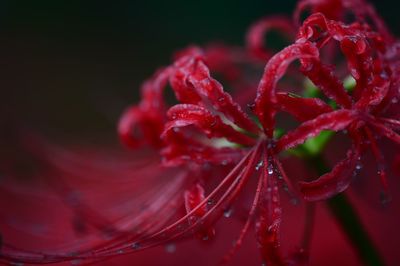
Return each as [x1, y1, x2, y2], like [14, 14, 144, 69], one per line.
[1, 0, 398, 144]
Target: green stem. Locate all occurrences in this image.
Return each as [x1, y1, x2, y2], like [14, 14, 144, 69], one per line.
[308, 156, 385, 266]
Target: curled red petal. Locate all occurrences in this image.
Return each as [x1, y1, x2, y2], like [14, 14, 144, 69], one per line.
[161, 133, 245, 166]
[301, 58, 353, 109]
[118, 67, 172, 148]
[276, 110, 357, 152]
[355, 72, 391, 110]
[294, 0, 344, 26]
[118, 106, 164, 148]
[299, 145, 361, 201]
[297, 13, 331, 47]
[276, 92, 334, 122]
[255, 41, 319, 137]
[246, 16, 295, 60]
[164, 104, 255, 146]
[367, 118, 400, 144]
[187, 60, 260, 133]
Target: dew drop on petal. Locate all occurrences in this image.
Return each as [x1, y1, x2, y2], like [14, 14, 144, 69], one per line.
[223, 207, 233, 218]
[267, 166, 274, 175]
[255, 160, 263, 171]
[131, 242, 141, 250]
[207, 199, 214, 206]
[247, 103, 255, 111]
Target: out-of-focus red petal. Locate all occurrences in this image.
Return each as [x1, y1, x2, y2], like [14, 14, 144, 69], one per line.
[246, 16, 295, 60]
[112, 145, 261, 257]
[118, 106, 164, 148]
[118, 67, 172, 148]
[276, 92, 334, 122]
[367, 118, 400, 144]
[294, 0, 343, 26]
[299, 146, 361, 201]
[184, 183, 215, 240]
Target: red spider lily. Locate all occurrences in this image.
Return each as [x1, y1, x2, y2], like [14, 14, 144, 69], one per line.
[278, 12, 400, 201]
[1, 0, 400, 265]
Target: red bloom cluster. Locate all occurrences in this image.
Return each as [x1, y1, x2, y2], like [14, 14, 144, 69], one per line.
[1, 0, 400, 265]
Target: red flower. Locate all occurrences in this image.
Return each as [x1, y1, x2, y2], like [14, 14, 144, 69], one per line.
[1, 0, 399, 265]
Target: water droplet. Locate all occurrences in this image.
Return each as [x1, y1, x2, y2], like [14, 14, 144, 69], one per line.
[131, 242, 141, 250]
[218, 97, 225, 102]
[392, 98, 398, 104]
[255, 160, 263, 171]
[247, 103, 255, 111]
[380, 71, 389, 80]
[165, 243, 176, 253]
[267, 166, 274, 175]
[221, 160, 228, 166]
[173, 127, 180, 133]
[267, 141, 276, 149]
[355, 162, 362, 170]
[117, 250, 124, 254]
[223, 207, 233, 218]
[207, 199, 214, 206]
[202, 235, 209, 241]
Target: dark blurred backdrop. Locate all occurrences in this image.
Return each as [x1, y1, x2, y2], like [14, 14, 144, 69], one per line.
[1, 0, 397, 144]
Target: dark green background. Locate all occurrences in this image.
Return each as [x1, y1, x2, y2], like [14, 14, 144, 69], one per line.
[1, 0, 397, 143]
